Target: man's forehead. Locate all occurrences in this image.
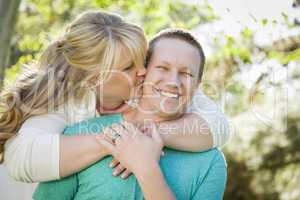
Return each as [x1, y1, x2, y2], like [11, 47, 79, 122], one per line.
[153, 45, 200, 65]
[154, 39, 198, 56]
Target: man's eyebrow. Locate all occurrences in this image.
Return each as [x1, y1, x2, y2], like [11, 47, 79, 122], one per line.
[160, 60, 171, 65]
[159, 61, 194, 71]
[180, 66, 192, 70]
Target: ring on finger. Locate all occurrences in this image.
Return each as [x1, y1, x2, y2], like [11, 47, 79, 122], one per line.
[111, 131, 121, 144]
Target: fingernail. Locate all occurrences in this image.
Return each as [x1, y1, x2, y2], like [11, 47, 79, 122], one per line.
[121, 174, 126, 179]
[109, 163, 114, 168]
[113, 171, 118, 176]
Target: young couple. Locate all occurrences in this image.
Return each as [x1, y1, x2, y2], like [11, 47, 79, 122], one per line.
[0, 10, 230, 199]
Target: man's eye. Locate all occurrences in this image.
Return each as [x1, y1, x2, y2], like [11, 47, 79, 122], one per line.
[181, 72, 194, 77]
[156, 66, 168, 70]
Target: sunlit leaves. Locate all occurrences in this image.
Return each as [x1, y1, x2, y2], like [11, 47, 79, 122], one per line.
[268, 49, 300, 65]
[4, 54, 34, 87]
[261, 18, 268, 26]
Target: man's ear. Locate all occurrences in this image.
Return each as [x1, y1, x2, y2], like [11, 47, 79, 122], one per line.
[195, 80, 201, 89]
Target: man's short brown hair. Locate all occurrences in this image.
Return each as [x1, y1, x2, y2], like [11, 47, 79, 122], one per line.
[145, 28, 205, 81]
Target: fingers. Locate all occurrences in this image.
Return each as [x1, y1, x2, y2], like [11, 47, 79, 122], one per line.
[109, 158, 119, 168]
[112, 163, 126, 176]
[149, 122, 162, 142]
[110, 160, 132, 179]
[120, 169, 132, 179]
[121, 121, 140, 138]
[111, 123, 130, 139]
[109, 157, 131, 179]
[103, 123, 129, 145]
[103, 127, 116, 144]
[96, 137, 117, 156]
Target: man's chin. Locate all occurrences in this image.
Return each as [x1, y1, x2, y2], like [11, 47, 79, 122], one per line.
[156, 106, 185, 119]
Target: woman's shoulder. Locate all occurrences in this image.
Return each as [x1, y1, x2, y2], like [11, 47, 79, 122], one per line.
[19, 113, 67, 134]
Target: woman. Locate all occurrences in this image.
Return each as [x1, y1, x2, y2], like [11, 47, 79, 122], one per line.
[33, 29, 227, 200]
[0, 10, 229, 196]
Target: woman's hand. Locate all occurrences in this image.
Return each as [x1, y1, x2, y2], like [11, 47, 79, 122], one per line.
[108, 157, 131, 179]
[104, 122, 165, 179]
[98, 121, 163, 176]
[101, 123, 133, 179]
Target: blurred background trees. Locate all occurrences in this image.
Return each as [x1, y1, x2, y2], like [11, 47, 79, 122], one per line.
[0, 0, 299, 199]
[0, 0, 21, 83]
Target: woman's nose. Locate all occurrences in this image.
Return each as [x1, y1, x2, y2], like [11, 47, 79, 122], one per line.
[136, 66, 146, 85]
[137, 66, 147, 77]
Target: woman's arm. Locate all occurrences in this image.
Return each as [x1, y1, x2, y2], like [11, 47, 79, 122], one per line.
[135, 162, 176, 200]
[158, 113, 212, 152]
[159, 89, 231, 151]
[59, 134, 108, 178]
[4, 114, 108, 182]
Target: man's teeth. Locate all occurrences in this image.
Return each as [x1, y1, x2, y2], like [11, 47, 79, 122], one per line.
[160, 91, 179, 98]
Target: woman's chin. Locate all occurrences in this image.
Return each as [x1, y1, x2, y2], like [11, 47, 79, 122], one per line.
[98, 101, 131, 114]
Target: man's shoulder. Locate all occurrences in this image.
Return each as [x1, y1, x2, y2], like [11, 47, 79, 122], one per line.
[63, 114, 123, 135]
[162, 148, 226, 170]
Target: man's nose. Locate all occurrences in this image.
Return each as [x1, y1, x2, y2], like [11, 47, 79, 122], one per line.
[165, 72, 181, 88]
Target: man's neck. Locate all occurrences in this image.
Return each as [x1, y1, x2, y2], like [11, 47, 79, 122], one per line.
[123, 97, 165, 124]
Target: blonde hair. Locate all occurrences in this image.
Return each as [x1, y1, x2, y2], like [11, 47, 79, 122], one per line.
[0, 10, 147, 162]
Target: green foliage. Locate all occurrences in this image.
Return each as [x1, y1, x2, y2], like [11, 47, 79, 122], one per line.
[261, 18, 268, 26]
[268, 49, 300, 65]
[6, 0, 217, 82]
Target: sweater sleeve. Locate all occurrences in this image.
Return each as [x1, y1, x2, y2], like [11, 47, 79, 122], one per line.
[3, 114, 67, 183]
[187, 89, 232, 147]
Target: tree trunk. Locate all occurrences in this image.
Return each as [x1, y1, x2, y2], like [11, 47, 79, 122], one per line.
[0, 0, 21, 86]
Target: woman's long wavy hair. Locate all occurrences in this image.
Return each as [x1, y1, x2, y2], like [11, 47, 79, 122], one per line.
[0, 10, 147, 162]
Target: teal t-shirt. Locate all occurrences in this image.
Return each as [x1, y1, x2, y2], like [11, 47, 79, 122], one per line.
[33, 114, 227, 200]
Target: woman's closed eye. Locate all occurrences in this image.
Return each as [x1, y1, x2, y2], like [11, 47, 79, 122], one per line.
[123, 64, 134, 71]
